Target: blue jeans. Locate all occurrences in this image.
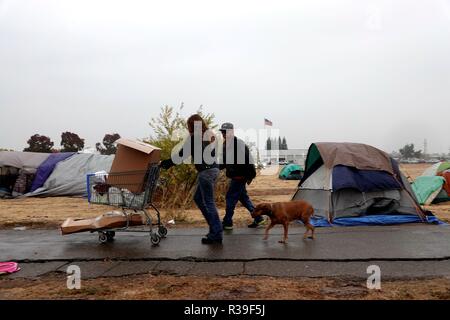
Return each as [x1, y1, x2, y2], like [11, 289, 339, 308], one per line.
[193, 168, 222, 240]
[223, 179, 257, 225]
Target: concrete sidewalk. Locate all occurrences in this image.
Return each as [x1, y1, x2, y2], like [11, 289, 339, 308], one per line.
[6, 259, 450, 280]
[2, 224, 450, 279]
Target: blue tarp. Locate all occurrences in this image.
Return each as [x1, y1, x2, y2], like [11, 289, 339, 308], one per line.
[332, 165, 400, 192]
[30, 152, 75, 192]
[301, 214, 446, 227]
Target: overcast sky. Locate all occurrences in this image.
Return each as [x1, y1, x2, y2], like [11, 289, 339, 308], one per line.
[1, 0, 449, 153]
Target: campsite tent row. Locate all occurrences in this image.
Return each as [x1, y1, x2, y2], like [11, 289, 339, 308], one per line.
[1, 143, 446, 227]
[0, 151, 113, 198]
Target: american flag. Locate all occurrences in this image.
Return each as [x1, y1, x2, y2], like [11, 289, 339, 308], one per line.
[264, 118, 273, 126]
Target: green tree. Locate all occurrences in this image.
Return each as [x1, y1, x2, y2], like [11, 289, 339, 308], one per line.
[266, 137, 272, 150]
[60, 132, 85, 152]
[24, 134, 54, 153]
[399, 143, 422, 159]
[96, 133, 121, 155]
[282, 137, 288, 150]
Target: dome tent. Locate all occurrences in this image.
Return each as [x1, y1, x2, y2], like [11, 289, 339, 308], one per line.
[413, 162, 450, 204]
[279, 164, 303, 180]
[412, 176, 447, 205]
[292, 142, 432, 225]
[422, 162, 450, 177]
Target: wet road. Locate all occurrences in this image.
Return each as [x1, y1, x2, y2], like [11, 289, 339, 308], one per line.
[2, 224, 450, 262]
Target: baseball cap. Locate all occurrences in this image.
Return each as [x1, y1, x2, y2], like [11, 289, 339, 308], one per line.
[219, 122, 234, 132]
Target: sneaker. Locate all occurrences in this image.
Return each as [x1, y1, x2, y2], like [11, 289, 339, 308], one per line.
[222, 222, 233, 231]
[248, 218, 267, 228]
[201, 237, 223, 245]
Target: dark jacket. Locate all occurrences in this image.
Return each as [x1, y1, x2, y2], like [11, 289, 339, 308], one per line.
[220, 136, 256, 181]
[160, 134, 218, 172]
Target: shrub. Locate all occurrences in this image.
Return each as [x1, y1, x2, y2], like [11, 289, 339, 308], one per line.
[144, 105, 228, 210]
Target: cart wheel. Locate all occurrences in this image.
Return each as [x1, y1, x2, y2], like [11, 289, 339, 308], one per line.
[106, 231, 115, 242]
[150, 233, 161, 246]
[98, 232, 108, 244]
[158, 226, 168, 238]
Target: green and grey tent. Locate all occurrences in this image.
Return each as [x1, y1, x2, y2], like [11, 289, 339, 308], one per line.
[279, 164, 303, 180]
[412, 176, 447, 205]
[413, 162, 450, 204]
[292, 142, 426, 222]
[422, 162, 450, 177]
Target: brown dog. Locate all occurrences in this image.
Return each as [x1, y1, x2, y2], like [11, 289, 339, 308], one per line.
[252, 200, 315, 243]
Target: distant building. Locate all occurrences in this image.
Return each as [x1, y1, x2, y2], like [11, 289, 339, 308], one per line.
[260, 149, 308, 166]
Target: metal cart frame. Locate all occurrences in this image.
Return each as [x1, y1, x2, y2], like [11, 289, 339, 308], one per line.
[86, 164, 167, 245]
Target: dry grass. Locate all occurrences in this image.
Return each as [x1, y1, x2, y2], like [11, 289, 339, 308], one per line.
[1, 273, 450, 300]
[399, 163, 428, 181]
[0, 197, 275, 230]
[0, 163, 449, 228]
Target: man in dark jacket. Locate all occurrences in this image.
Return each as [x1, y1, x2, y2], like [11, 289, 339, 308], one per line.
[219, 123, 266, 230]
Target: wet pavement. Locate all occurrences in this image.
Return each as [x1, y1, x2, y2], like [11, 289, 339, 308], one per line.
[5, 259, 450, 280]
[2, 224, 450, 279]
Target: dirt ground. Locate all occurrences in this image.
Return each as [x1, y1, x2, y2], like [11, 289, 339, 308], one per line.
[0, 163, 448, 229]
[1, 273, 450, 300]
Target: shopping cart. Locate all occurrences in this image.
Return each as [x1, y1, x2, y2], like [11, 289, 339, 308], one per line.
[86, 164, 167, 245]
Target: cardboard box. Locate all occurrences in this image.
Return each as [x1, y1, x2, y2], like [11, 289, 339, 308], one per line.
[110, 138, 161, 173]
[61, 211, 146, 235]
[108, 138, 161, 193]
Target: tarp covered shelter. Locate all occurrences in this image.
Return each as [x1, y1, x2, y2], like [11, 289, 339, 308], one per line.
[292, 142, 428, 224]
[0, 151, 50, 174]
[30, 152, 76, 192]
[1, 151, 113, 198]
[26, 153, 114, 197]
[413, 162, 450, 204]
[0, 151, 53, 197]
[279, 164, 303, 180]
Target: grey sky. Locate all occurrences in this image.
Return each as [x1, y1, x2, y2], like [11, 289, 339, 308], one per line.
[1, 0, 449, 153]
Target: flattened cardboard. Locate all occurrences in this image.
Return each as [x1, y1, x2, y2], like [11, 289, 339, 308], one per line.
[61, 211, 145, 235]
[108, 138, 161, 193]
